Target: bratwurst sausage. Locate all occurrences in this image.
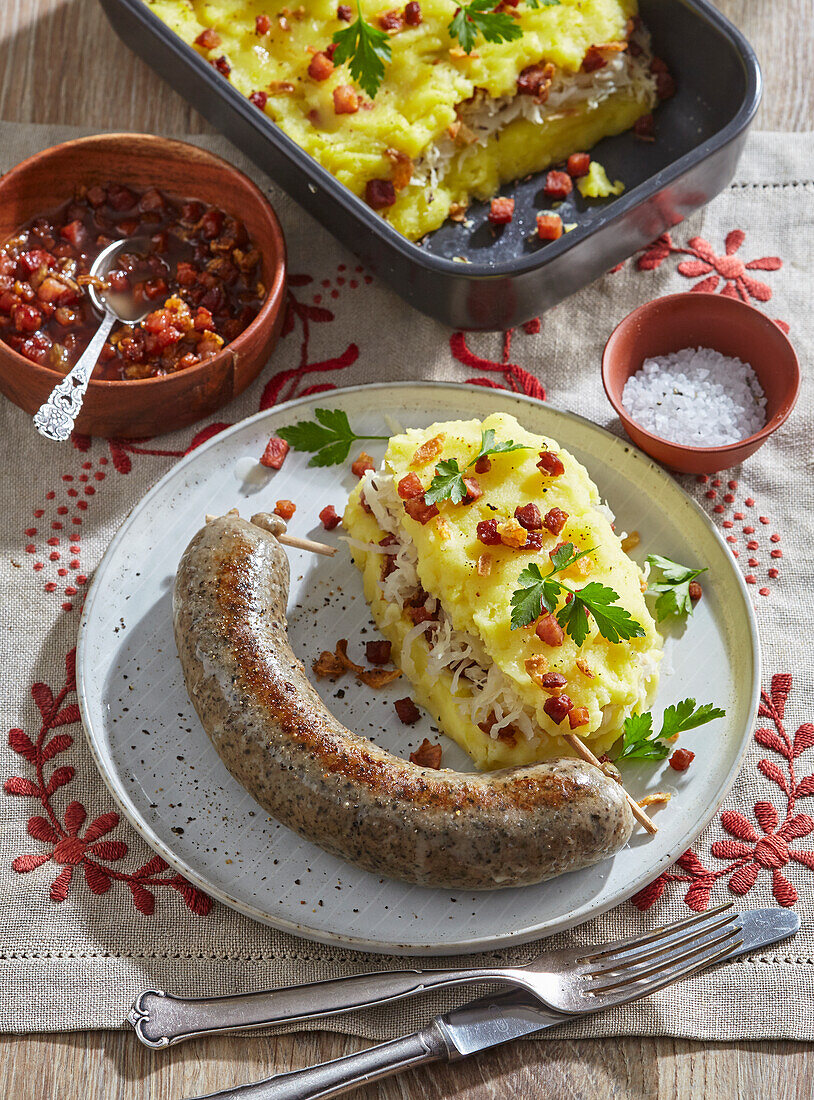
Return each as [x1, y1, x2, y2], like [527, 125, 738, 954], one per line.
[173, 513, 634, 889]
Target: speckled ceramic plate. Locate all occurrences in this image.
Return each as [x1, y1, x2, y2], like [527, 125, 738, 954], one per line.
[77, 383, 760, 955]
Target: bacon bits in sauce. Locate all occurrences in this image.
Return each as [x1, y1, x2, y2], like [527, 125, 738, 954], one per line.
[0, 184, 264, 380]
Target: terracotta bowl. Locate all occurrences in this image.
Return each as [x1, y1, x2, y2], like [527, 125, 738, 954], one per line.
[602, 293, 800, 475]
[0, 133, 287, 438]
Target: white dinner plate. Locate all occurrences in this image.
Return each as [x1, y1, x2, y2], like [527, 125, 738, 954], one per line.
[77, 383, 759, 954]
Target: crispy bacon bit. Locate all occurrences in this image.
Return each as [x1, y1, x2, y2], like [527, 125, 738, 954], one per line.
[308, 51, 335, 81]
[476, 553, 492, 577]
[633, 113, 656, 141]
[669, 748, 696, 772]
[568, 706, 590, 729]
[260, 435, 289, 469]
[462, 477, 482, 504]
[273, 499, 296, 520]
[195, 28, 221, 49]
[404, 497, 439, 525]
[639, 791, 672, 808]
[337, 3, 352, 18]
[404, 1, 422, 24]
[249, 90, 268, 110]
[384, 147, 414, 192]
[576, 659, 594, 678]
[514, 503, 542, 531]
[536, 213, 563, 241]
[488, 197, 515, 225]
[566, 152, 591, 178]
[212, 55, 231, 77]
[379, 9, 403, 31]
[544, 694, 573, 724]
[524, 531, 543, 551]
[357, 667, 402, 688]
[689, 580, 703, 602]
[524, 654, 549, 687]
[620, 530, 640, 552]
[365, 178, 397, 209]
[474, 455, 491, 474]
[333, 85, 359, 114]
[410, 737, 442, 767]
[397, 472, 424, 499]
[255, 13, 271, 33]
[540, 672, 567, 695]
[517, 61, 554, 101]
[410, 434, 445, 468]
[396, 697, 422, 725]
[477, 519, 501, 546]
[581, 45, 607, 73]
[497, 517, 528, 549]
[537, 450, 565, 476]
[448, 202, 467, 222]
[319, 504, 342, 530]
[366, 640, 392, 665]
[651, 57, 676, 99]
[351, 451, 375, 478]
[536, 612, 564, 647]
[543, 171, 573, 200]
[542, 507, 568, 536]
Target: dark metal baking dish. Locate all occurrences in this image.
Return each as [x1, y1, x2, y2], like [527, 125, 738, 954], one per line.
[99, 0, 760, 331]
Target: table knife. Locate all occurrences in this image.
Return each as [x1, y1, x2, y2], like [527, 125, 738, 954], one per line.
[186, 907, 798, 1100]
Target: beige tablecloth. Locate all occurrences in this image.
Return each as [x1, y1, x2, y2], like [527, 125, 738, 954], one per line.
[1, 122, 812, 1040]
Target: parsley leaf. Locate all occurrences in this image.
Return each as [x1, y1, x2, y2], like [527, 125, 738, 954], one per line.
[526, 0, 561, 7]
[331, 2, 392, 99]
[646, 554, 707, 622]
[510, 542, 643, 644]
[424, 429, 529, 505]
[448, 0, 523, 54]
[424, 458, 468, 505]
[276, 408, 388, 468]
[613, 699, 726, 762]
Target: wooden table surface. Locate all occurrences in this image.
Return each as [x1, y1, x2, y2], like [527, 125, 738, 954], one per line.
[0, 2, 811, 1097]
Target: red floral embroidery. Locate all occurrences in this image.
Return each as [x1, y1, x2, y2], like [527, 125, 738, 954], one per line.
[449, 329, 545, 399]
[5, 650, 212, 916]
[632, 674, 814, 912]
[637, 230, 782, 304]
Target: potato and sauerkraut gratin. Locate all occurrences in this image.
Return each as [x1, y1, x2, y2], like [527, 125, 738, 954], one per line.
[143, 0, 663, 240]
[342, 413, 663, 770]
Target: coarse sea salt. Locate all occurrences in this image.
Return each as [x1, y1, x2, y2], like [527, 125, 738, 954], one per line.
[622, 347, 767, 447]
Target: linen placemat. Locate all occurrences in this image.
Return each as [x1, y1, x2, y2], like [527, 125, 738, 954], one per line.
[0, 122, 811, 1041]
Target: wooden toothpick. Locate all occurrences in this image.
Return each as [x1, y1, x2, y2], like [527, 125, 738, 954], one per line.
[564, 733, 658, 835]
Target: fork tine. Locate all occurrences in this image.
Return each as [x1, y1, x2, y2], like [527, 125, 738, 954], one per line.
[577, 901, 734, 963]
[587, 911, 738, 975]
[585, 935, 743, 1011]
[589, 925, 742, 995]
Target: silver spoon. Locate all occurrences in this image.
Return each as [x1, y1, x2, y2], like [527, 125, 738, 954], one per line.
[33, 236, 153, 441]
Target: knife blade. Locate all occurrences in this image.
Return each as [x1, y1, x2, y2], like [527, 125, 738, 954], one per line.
[436, 907, 800, 1057]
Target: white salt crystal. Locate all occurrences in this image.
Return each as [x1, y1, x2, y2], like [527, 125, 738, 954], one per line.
[621, 347, 766, 447]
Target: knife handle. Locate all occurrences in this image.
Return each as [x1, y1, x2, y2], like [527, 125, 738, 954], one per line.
[128, 967, 510, 1048]
[185, 1022, 452, 1100]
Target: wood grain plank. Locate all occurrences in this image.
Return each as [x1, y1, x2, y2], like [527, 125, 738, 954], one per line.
[0, 1, 812, 1098]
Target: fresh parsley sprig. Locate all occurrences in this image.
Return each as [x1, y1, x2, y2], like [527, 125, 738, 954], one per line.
[423, 428, 529, 505]
[646, 554, 707, 622]
[510, 542, 645, 645]
[613, 699, 726, 762]
[331, 1, 392, 99]
[277, 409, 388, 468]
[448, 0, 523, 55]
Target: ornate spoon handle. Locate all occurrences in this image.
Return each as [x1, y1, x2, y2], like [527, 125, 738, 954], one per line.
[33, 311, 116, 441]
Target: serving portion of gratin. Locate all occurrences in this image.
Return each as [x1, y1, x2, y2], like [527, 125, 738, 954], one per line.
[144, 0, 659, 239]
[343, 414, 663, 770]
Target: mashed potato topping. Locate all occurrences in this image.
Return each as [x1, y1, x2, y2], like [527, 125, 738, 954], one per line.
[343, 414, 663, 769]
[144, 0, 656, 239]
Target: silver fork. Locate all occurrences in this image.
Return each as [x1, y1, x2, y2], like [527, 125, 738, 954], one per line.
[130, 902, 742, 1048]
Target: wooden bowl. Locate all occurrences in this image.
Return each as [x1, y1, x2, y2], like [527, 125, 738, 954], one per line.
[602, 293, 800, 475]
[0, 133, 287, 438]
